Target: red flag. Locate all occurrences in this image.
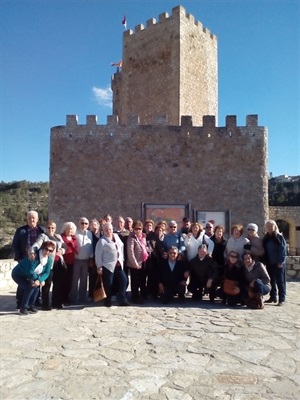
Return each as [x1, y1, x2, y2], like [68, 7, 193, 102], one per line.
[122, 16, 127, 30]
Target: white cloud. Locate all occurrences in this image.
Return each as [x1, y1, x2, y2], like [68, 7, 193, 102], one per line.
[92, 86, 112, 107]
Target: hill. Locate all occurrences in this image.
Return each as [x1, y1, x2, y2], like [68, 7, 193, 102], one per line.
[0, 181, 48, 258]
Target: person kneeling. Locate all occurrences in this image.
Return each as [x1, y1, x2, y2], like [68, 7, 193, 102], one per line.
[242, 252, 271, 309]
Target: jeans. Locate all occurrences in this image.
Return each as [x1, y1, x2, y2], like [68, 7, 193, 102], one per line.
[70, 259, 89, 304]
[102, 266, 127, 303]
[12, 270, 40, 310]
[267, 263, 286, 302]
[253, 278, 271, 296]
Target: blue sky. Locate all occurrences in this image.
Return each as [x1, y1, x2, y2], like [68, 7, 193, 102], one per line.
[1, 0, 299, 182]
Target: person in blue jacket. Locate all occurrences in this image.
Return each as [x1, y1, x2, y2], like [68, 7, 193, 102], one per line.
[263, 220, 287, 306]
[11, 241, 56, 315]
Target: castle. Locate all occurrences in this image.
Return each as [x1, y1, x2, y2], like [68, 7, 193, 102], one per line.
[49, 5, 268, 232]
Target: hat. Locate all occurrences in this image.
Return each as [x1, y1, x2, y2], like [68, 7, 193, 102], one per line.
[247, 223, 258, 233]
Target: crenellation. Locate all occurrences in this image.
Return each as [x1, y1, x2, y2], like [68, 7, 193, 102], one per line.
[146, 18, 157, 27]
[158, 12, 169, 22]
[153, 115, 168, 125]
[86, 115, 97, 125]
[226, 115, 237, 129]
[66, 115, 78, 126]
[246, 114, 258, 127]
[135, 24, 145, 33]
[107, 115, 119, 126]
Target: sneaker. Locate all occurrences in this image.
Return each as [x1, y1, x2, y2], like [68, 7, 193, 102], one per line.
[278, 302, 285, 306]
[28, 306, 38, 313]
[19, 308, 29, 315]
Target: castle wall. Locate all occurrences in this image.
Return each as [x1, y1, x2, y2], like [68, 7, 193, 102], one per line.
[49, 114, 268, 233]
[113, 5, 217, 126]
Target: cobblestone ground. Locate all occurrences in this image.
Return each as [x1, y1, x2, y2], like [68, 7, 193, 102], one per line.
[0, 282, 299, 400]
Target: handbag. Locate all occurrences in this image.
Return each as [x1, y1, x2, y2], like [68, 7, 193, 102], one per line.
[93, 275, 107, 302]
[223, 279, 240, 295]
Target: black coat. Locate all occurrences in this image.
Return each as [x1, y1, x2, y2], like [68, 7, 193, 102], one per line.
[158, 259, 187, 289]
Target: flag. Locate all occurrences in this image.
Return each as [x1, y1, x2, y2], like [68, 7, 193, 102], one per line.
[111, 60, 123, 68]
[122, 16, 127, 30]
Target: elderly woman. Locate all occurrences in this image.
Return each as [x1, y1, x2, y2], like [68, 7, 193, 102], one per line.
[263, 220, 287, 306]
[225, 224, 250, 260]
[60, 221, 78, 307]
[12, 241, 56, 315]
[222, 251, 245, 306]
[184, 222, 214, 262]
[127, 220, 149, 304]
[242, 252, 271, 309]
[246, 223, 264, 261]
[29, 221, 65, 311]
[95, 223, 130, 307]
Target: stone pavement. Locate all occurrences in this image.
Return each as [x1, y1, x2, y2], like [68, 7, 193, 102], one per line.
[0, 282, 299, 400]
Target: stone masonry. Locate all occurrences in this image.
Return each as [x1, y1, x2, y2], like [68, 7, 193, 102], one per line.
[49, 5, 268, 233]
[113, 5, 218, 126]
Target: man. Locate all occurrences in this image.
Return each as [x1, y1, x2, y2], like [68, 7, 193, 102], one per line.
[187, 244, 219, 303]
[205, 222, 214, 238]
[70, 217, 93, 304]
[162, 220, 185, 259]
[12, 210, 45, 308]
[158, 247, 188, 304]
[125, 217, 133, 232]
[180, 217, 191, 235]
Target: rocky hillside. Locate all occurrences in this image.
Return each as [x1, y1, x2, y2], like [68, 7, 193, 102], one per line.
[0, 181, 48, 258]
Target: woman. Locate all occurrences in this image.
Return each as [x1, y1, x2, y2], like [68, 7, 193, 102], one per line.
[263, 220, 287, 306]
[60, 222, 78, 307]
[225, 224, 250, 260]
[242, 252, 271, 309]
[12, 241, 56, 315]
[95, 222, 129, 307]
[210, 225, 227, 282]
[222, 251, 244, 306]
[29, 221, 65, 310]
[127, 220, 149, 304]
[184, 222, 214, 261]
[88, 218, 102, 299]
[246, 223, 264, 261]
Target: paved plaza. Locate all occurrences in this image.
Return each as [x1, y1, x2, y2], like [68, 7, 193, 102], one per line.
[1, 282, 299, 400]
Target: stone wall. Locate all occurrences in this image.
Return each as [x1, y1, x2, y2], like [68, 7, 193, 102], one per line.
[269, 206, 300, 255]
[49, 114, 268, 232]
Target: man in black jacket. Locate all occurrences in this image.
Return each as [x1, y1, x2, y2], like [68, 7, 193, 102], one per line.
[158, 246, 188, 304]
[187, 244, 219, 303]
[12, 210, 45, 308]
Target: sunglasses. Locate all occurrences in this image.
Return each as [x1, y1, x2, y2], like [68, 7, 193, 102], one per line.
[45, 248, 54, 253]
[81, 222, 88, 225]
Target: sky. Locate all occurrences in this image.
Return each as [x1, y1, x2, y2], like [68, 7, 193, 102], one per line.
[1, 0, 299, 182]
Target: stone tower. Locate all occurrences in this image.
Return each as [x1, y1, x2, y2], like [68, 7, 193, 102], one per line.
[49, 5, 268, 232]
[112, 5, 218, 126]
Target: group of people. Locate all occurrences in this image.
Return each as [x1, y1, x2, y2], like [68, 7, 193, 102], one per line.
[11, 211, 287, 314]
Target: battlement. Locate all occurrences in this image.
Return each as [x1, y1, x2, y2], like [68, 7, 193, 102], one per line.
[124, 5, 216, 41]
[63, 114, 260, 130]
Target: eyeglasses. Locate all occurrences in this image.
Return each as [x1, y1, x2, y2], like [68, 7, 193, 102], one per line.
[45, 248, 54, 253]
[81, 222, 88, 225]
[206, 226, 213, 229]
[170, 226, 177, 228]
[247, 228, 254, 231]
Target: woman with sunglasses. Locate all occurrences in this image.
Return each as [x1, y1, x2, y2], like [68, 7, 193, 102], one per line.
[11, 241, 56, 315]
[221, 251, 245, 306]
[29, 221, 65, 310]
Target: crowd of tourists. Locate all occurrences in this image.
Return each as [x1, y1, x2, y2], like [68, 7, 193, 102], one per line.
[11, 211, 287, 315]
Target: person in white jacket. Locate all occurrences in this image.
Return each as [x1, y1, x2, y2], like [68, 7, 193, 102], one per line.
[184, 223, 215, 261]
